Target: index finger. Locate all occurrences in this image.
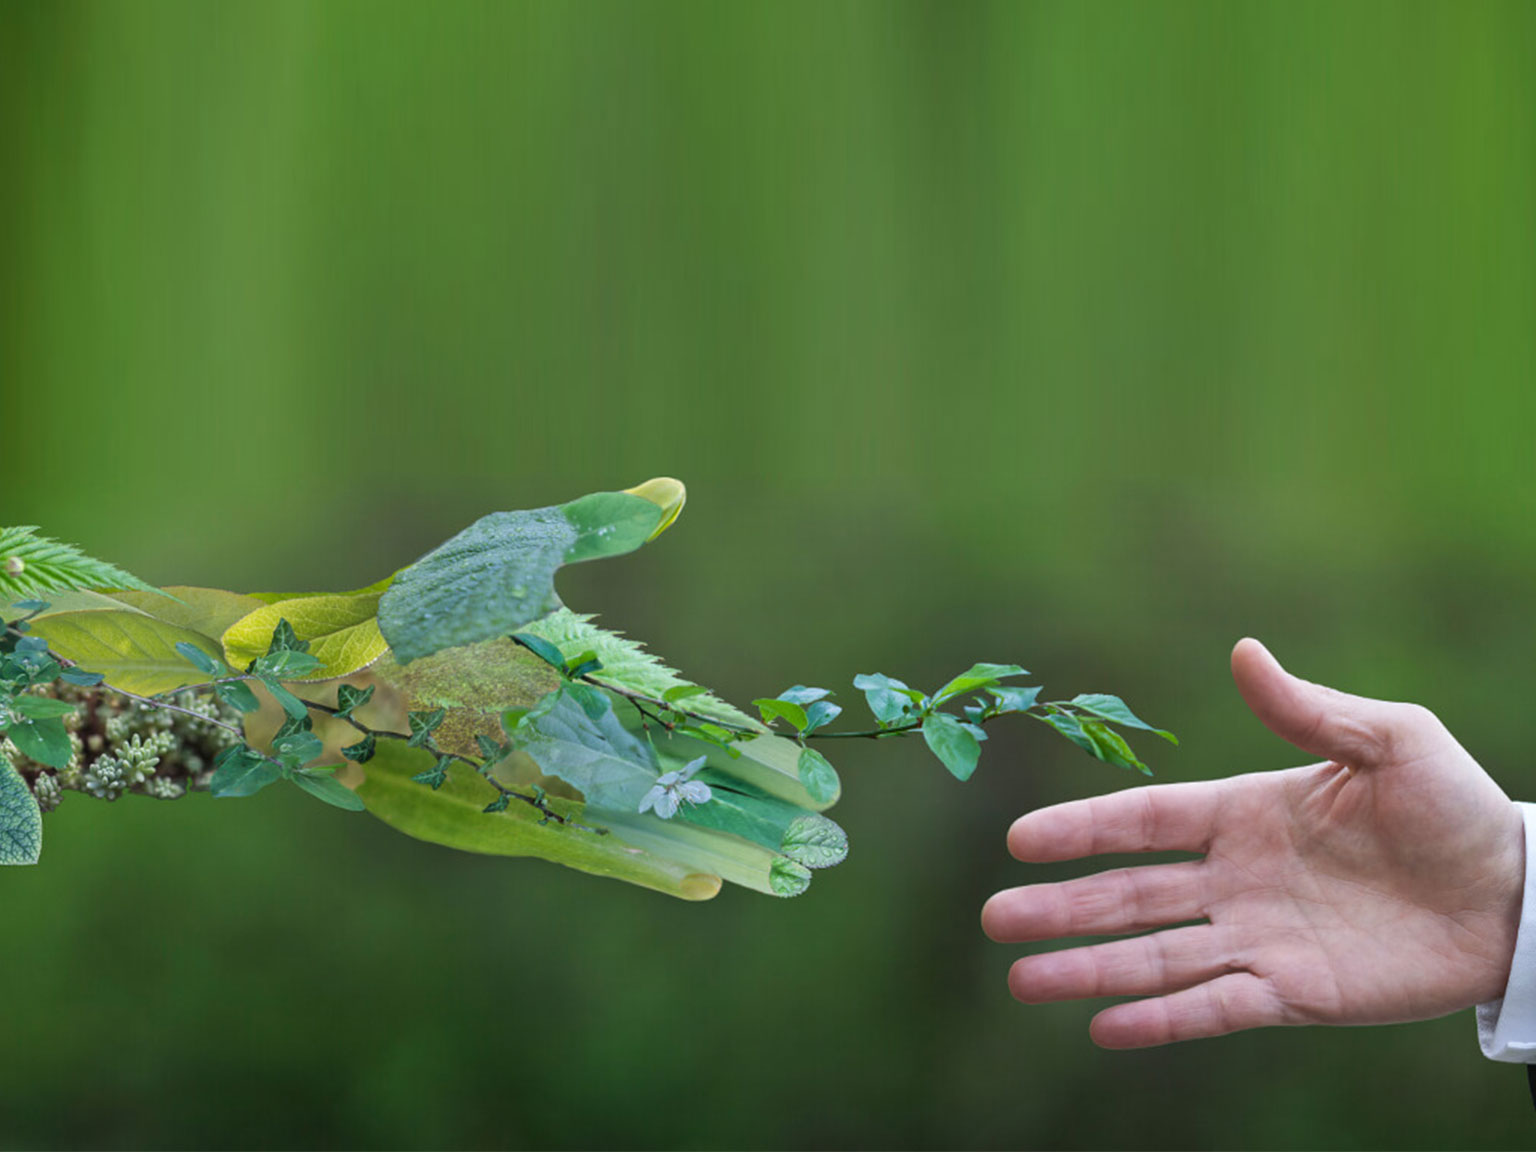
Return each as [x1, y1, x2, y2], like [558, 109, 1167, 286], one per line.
[1008, 780, 1227, 862]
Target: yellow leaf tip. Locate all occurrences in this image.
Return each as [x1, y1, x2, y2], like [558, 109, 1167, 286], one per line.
[623, 477, 687, 540]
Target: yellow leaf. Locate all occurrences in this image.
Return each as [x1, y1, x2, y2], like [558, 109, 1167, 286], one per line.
[222, 591, 389, 680]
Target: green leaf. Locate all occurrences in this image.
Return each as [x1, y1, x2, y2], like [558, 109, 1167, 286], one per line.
[776, 685, 831, 707]
[676, 779, 847, 869]
[354, 740, 724, 902]
[662, 684, 709, 704]
[24, 611, 227, 696]
[334, 683, 374, 719]
[104, 586, 267, 639]
[10, 695, 79, 721]
[482, 792, 511, 814]
[58, 669, 105, 687]
[1040, 710, 1098, 756]
[1080, 719, 1152, 775]
[222, 593, 389, 681]
[474, 733, 507, 764]
[259, 676, 309, 721]
[0, 526, 163, 600]
[986, 685, 1042, 714]
[341, 733, 377, 763]
[768, 856, 812, 898]
[753, 697, 809, 731]
[215, 680, 262, 714]
[853, 672, 925, 726]
[273, 729, 324, 767]
[377, 486, 671, 665]
[780, 813, 849, 869]
[175, 640, 222, 676]
[411, 758, 452, 790]
[801, 699, 842, 734]
[511, 632, 567, 671]
[516, 684, 659, 811]
[796, 747, 841, 805]
[209, 747, 282, 798]
[8, 717, 71, 769]
[933, 663, 1028, 705]
[0, 752, 42, 865]
[292, 767, 367, 811]
[921, 712, 982, 781]
[255, 649, 324, 679]
[1070, 694, 1178, 744]
[266, 618, 307, 655]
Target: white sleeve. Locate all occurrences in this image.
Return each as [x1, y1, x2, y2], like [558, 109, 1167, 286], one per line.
[1478, 801, 1536, 1061]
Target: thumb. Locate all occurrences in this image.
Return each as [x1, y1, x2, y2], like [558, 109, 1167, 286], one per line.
[1231, 638, 1402, 769]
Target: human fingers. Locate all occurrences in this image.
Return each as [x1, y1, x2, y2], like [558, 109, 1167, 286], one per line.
[1007, 924, 1225, 1003]
[1231, 637, 1412, 769]
[982, 860, 1207, 942]
[1087, 972, 1283, 1048]
[1007, 781, 1224, 862]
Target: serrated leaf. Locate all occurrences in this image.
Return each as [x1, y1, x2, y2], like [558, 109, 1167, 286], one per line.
[519, 609, 761, 731]
[921, 712, 982, 781]
[768, 856, 812, 897]
[0, 526, 162, 600]
[292, 767, 366, 811]
[780, 812, 849, 869]
[1071, 693, 1178, 744]
[209, 748, 282, 798]
[933, 662, 1028, 705]
[24, 611, 227, 696]
[378, 486, 671, 665]
[8, 717, 72, 768]
[0, 752, 42, 864]
[796, 747, 840, 804]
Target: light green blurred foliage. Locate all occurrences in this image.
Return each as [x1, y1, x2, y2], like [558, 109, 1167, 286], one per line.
[3, 0, 1536, 1147]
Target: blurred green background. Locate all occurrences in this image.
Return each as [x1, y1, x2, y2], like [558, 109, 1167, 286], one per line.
[4, 0, 1535, 1147]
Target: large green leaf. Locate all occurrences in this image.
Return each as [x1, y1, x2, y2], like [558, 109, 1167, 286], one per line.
[25, 610, 224, 695]
[108, 586, 267, 640]
[223, 591, 389, 680]
[0, 751, 42, 865]
[377, 483, 677, 664]
[355, 740, 724, 901]
[513, 682, 659, 811]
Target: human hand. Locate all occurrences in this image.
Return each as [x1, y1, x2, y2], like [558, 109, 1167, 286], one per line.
[981, 638, 1526, 1048]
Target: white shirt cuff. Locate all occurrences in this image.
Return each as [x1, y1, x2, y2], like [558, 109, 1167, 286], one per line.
[1478, 801, 1536, 1061]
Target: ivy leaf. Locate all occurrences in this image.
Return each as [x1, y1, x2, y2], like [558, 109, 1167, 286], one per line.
[292, 767, 366, 811]
[796, 747, 841, 805]
[209, 747, 282, 798]
[407, 708, 447, 748]
[933, 663, 1028, 705]
[266, 617, 307, 655]
[921, 712, 982, 781]
[0, 752, 42, 865]
[334, 683, 374, 720]
[475, 734, 507, 764]
[411, 757, 452, 790]
[8, 717, 71, 769]
[482, 793, 511, 814]
[753, 697, 809, 732]
[852, 672, 925, 727]
[377, 485, 679, 665]
[174, 640, 223, 677]
[1071, 693, 1178, 744]
[341, 733, 377, 763]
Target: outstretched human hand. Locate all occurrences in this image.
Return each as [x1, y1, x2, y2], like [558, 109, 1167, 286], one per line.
[982, 638, 1526, 1048]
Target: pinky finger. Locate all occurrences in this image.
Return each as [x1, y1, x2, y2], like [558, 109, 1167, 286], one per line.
[1088, 973, 1282, 1049]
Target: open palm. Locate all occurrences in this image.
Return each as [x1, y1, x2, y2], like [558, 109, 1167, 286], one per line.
[982, 638, 1525, 1048]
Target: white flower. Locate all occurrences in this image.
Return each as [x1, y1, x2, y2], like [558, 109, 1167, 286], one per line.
[638, 756, 712, 820]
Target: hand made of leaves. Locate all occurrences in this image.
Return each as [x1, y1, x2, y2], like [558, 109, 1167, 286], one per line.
[0, 479, 1174, 899]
